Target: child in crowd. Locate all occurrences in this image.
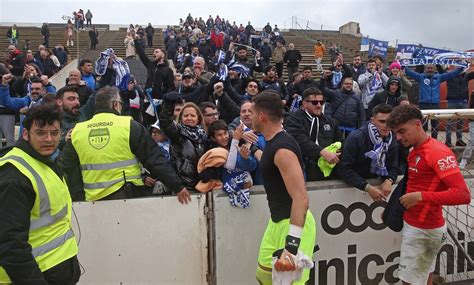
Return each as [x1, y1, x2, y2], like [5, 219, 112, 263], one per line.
[143, 120, 171, 194]
[208, 120, 256, 208]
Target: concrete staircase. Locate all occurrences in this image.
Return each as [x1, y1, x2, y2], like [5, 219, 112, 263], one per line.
[0, 26, 93, 62]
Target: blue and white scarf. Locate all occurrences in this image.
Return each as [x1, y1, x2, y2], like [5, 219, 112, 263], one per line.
[95, 48, 131, 90]
[364, 122, 392, 176]
[331, 71, 343, 88]
[369, 72, 383, 94]
[215, 50, 251, 79]
[222, 170, 251, 208]
[290, 95, 302, 113]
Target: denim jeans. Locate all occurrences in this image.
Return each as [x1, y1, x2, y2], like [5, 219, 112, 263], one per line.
[446, 100, 468, 144]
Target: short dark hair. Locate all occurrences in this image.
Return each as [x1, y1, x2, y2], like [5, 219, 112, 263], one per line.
[208, 120, 228, 138]
[79, 59, 92, 67]
[246, 78, 259, 88]
[199, 102, 217, 114]
[95, 86, 120, 110]
[252, 90, 283, 122]
[372, 104, 393, 117]
[302, 65, 312, 72]
[56, 85, 79, 100]
[302, 87, 322, 100]
[372, 55, 384, 63]
[30, 77, 44, 85]
[23, 103, 62, 131]
[386, 105, 423, 129]
[367, 58, 376, 64]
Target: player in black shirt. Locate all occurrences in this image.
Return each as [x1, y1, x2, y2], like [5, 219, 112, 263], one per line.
[250, 90, 316, 284]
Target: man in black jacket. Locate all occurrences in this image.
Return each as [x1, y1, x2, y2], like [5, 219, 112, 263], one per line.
[320, 76, 366, 138]
[285, 87, 342, 181]
[0, 104, 81, 284]
[145, 23, 155, 48]
[61, 86, 190, 204]
[348, 54, 366, 81]
[134, 38, 174, 99]
[284, 43, 302, 81]
[338, 104, 399, 201]
[296, 66, 318, 95]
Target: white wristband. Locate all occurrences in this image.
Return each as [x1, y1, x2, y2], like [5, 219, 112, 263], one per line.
[288, 224, 303, 239]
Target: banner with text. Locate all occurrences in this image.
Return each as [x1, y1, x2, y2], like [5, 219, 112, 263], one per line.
[361, 37, 389, 58]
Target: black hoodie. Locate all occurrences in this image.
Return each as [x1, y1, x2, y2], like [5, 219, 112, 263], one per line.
[367, 76, 402, 115]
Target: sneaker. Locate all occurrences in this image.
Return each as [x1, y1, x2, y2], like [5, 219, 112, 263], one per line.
[445, 141, 453, 148]
[459, 159, 467, 170]
[456, 140, 467, 147]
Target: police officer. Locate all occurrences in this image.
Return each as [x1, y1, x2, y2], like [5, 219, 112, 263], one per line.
[0, 104, 80, 284]
[61, 86, 190, 203]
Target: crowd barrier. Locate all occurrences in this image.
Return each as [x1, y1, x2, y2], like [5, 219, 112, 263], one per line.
[72, 176, 474, 284]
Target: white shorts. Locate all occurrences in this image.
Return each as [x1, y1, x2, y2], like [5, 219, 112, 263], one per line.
[398, 222, 447, 284]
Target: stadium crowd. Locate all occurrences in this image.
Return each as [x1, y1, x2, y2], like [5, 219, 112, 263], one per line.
[1, 13, 474, 203]
[0, 11, 473, 285]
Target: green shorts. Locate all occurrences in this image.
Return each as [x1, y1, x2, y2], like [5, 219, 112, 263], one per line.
[256, 210, 316, 284]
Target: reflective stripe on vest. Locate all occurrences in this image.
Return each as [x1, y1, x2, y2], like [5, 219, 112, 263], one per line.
[0, 148, 78, 283]
[81, 157, 139, 171]
[83, 174, 142, 190]
[32, 228, 75, 258]
[72, 113, 143, 201]
[0, 155, 68, 231]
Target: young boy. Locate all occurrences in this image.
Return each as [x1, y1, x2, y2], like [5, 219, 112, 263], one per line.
[143, 120, 171, 194]
[208, 120, 256, 208]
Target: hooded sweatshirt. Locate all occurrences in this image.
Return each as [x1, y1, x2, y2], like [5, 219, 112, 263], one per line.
[367, 76, 402, 115]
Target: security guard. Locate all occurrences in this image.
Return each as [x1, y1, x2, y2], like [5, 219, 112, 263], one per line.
[61, 86, 190, 203]
[0, 104, 80, 284]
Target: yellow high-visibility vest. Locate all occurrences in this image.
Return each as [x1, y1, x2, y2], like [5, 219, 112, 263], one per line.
[0, 147, 78, 283]
[72, 113, 143, 201]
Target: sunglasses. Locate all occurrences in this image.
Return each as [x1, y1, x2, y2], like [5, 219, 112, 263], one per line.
[305, 99, 325, 106]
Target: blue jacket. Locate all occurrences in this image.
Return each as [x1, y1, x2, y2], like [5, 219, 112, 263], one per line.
[0, 85, 31, 110]
[405, 67, 463, 104]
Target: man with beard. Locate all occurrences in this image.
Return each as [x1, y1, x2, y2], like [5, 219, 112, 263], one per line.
[54, 86, 95, 201]
[54, 85, 95, 150]
[348, 54, 366, 81]
[251, 90, 316, 284]
[285, 87, 342, 181]
[134, 38, 174, 99]
[0, 77, 47, 119]
[225, 43, 262, 77]
[320, 76, 366, 138]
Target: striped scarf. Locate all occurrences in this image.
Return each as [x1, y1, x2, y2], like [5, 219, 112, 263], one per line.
[364, 122, 392, 176]
[95, 48, 130, 90]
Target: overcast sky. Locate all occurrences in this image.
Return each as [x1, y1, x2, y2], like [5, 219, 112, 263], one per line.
[0, 0, 472, 51]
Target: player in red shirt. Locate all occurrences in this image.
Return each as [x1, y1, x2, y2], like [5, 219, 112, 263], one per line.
[387, 105, 471, 285]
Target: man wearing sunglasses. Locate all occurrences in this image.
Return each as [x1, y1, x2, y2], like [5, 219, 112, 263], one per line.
[285, 87, 342, 181]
